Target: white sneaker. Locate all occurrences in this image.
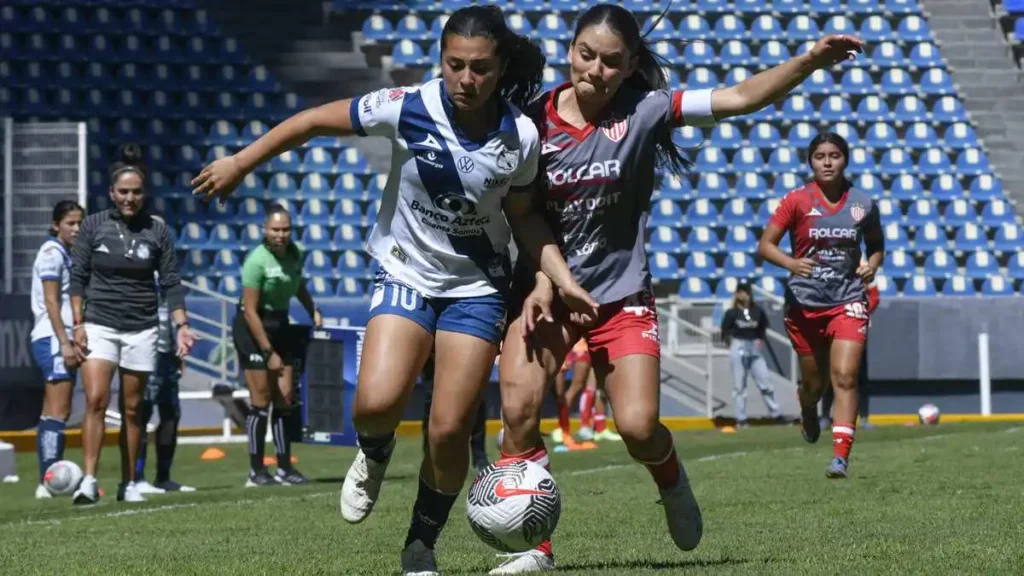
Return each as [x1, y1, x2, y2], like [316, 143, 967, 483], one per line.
[35, 484, 52, 499]
[134, 480, 166, 495]
[401, 539, 439, 576]
[658, 463, 703, 551]
[118, 481, 147, 503]
[576, 426, 594, 442]
[73, 475, 99, 505]
[489, 550, 555, 574]
[340, 436, 395, 523]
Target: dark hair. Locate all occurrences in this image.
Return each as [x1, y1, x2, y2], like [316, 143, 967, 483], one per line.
[572, 4, 692, 175]
[807, 132, 850, 166]
[50, 200, 83, 237]
[108, 143, 147, 184]
[735, 281, 752, 295]
[265, 203, 291, 222]
[440, 6, 546, 110]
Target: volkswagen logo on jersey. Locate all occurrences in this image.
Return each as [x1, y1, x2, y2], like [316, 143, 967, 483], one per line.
[457, 156, 475, 173]
[433, 193, 478, 216]
[850, 203, 865, 223]
[496, 148, 519, 173]
[600, 118, 628, 143]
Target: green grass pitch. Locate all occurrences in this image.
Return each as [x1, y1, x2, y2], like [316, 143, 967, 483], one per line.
[2, 422, 1023, 575]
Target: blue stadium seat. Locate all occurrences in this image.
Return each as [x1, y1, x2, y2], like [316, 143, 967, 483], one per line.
[650, 227, 684, 253]
[964, 250, 999, 279]
[680, 43, 713, 68]
[336, 277, 365, 297]
[918, 149, 952, 176]
[787, 15, 821, 40]
[781, 95, 815, 121]
[207, 198, 235, 224]
[905, 200, 938, 228]
[241, 120, 269, 143]
[846, 148, 877, 175]
[890, 174, 923, 201]
[756, 40, 790, 66]
[686, 227, 720, 253]
[207, 224, 238, 250]
[750, 15, 784, 40]
[981, 199, 1016, 224]
[860, 15, 894, 42]
[651, 199, 685, 226]
[773, 0, 808, 14]
[919, 68, 955, 95]
[267, 174, 299, 198]
[803, 69, 836, 95]
[190, 275, 215, 292]
[650, 252, 679, 280]
[820, 95, 854, 122]
[748, 123, 781, 149]
[392, 40, 427, 67]
[942, 123, 979, 149]
[299, 199, 332, 225]
[773, 173, 802, 197]
[956, 148, 991, 176]
[698, 0, 734, 13]
[767, 147, 801, 173]
[203, 146, 232, 169]
[904, 122, 938, 149]
[855, 95, 891, 123]
[658, 174, 694, 200]
[338, 250, 368, 278]
[1008, 253, 1024, 280]
[709, 123, 742, 149]
[943, 199, 978, 227]
[932, 96, 967, 123]
[678, 278, 713, 299]
[980, 276, 1015, 297]
[652, 40, 682, 65]
[755, 198, 781, 226]
[883, 250, 915, 279]
[824, 15, 857, 37]
[1006, 0, 1024, 14]
[301, 147, 334, 174]
[811, 0, 845, 14]
[724, 227, 757, 252]
[239, 223, 262, 248]
[993, 223, 1024, 254]
[695, 147, 727, 172]
[753, 276, 785, 298]
[179, 249, 210, 276]
[366, 174, 388, 200]
[871, 42, 905, 67]
[540, 39, 568, 66]
[720, 40, 753, 66]
[930, 174, 963, 202]
[536, 14, 570, 40]
[715, 277, 745, 299]
[678, 15, 712, 39]
[941, 275, 976, 297]
[396, 14, 429, 40]
[923, 248, 956, 278]
[786, 122, 816, 149]
[236, 174, 265, 199]
[219, 276, 242, 299]
[213, 249, 241, 276]
[736, 173, 768, 199]
[685, 68, 718, 90]
[721, 199, 755, 227]
[879, 149, 912, 176]
[914, 222, 946, 252]
[894, 95, 929, 122]
[236, 198, 266, 224]
[685, 199, 719, 227]
[299, 173, 331, 200]
[334, 224, 365, 251]
[683, 253, 717, 278]
[305, 250, 335, 278]
[337, 148, 370, 174]
[881, 68, 915, 95]
[206, 120, 239, 147]
[875, 275, 898, 297]
[841, 68, 874, 95]
[887, 0, 921, 14]
[969, 175, 1004, 202]
[862, 122, 895, 150]
[334, 199, 365, 225]
[724, 67, 754, 88]
[908, 42, 942, 68]
[733, 147, 766, 174]
[361, 16, 394, 42]
[897, 15, 931, 42]
[307, 277, 334, 298]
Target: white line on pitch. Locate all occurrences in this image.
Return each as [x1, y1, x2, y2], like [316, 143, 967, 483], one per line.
[567, 464, 629, 476]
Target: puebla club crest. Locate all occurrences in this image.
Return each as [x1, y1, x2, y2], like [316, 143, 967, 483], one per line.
[600, 117, 628, 143]
[497, 148, 519, 173]
[850, 203, 866, 223]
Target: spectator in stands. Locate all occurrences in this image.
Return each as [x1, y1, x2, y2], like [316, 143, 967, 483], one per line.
[720, 282, 783, 428]
[31, 199, 84, 499]
[70, 144, 195, 505]
[421, 351, 490, 474]
[192, 6, 592, 574]
[232, 203, 321, 487]
[133, 215, 195, 495]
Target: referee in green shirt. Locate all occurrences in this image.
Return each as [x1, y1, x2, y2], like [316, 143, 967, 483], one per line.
[233, 204, 322, 487]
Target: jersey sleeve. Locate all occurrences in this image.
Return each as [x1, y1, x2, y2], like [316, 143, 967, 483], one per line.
[509, 120, 541, 189]
[349, 86, 407, 139]
[768, 192, 800, 231]
[670, 89, 717, 128]
[35, 245, 64, 282]
[241, 252, 264, 290]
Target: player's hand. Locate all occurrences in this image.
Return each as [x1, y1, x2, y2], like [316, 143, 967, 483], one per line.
[60, 341, 79, 370]
[557, 283, 599, 328]
[312, 309, 323, 329]
[856, 262, 877, 286]
[176, 325, 196, 357]
[267, 351, 283, 372]
[807, 34, 864, 68]
[788, 258, 817, 278]
[73, 325, 89, 362]
[522, 280, 555, 337]
[191, 155, 245, 203]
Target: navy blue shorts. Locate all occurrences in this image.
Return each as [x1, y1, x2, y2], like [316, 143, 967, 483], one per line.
[367, 269, 507, 345]
[31, 336, 75, 383]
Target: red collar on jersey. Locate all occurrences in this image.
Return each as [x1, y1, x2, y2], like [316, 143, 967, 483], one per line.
[544, 82, 618, 142]
[809, 179, 851, 215]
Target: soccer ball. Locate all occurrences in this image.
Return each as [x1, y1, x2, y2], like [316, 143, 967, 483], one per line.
[466, 458, 561, 553]
[43, 460, 83, 496]
[918, 404, 941, 425]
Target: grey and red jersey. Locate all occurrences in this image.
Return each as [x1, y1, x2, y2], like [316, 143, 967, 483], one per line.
[523, 83, 717, 305]
[769, 182, 881, 309]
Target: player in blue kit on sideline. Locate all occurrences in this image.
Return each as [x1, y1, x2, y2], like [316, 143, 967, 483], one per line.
[493, 4, 864, 572]
[191, 7, 597, 574]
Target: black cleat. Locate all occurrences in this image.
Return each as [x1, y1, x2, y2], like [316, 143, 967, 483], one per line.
[246, 468, 278, 488]
[801, 407, 821, 444]
[274, 467, 309, 486]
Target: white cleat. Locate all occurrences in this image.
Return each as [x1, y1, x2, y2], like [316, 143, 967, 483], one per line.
[489, 550, 556, 575]
[340, 436, 395, 523]
[73, 475, 99, 506]
[575, 426, 594, 442]
[658, 463, 703, 552]
[134, 480, 166, 495]
[118, 481, 147, 503]
[35, 484, 52, 499]
[401, 539, 439, 576]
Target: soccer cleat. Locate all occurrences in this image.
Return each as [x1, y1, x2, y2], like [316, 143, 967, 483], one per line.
[549, 427, 565, 445]
[340, 436, 396, 523]
[35, 484, 52, 499]
[576, 426, 594, 442]
[245, 468, 278, 488]
[826, 457, 849, 479]
[594, 429, 622, 442]
[801, 408, 821, 444]
[658, 463, 703, 552]
[153, 480, 196, 492]
[401, 539, 439, 576]
[134, 480, 167, 495]
[72, 475, 99, 505]
[275, 467, 309, 486]
[116, 481, 147, 503]
[489, 550, 556, 574]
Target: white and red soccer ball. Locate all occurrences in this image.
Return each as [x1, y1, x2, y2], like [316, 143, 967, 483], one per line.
[43, 460, 83, 496]
[917, 403, 941, 425]
[466, 458, 561, 553]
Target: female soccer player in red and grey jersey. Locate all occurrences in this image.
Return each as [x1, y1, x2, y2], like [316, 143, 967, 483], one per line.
[758, 133, 885, 479]
[491, 4, 864, 572]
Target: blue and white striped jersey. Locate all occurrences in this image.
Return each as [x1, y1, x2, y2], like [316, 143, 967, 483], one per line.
[31, 239, 73, 342]
[349, 79, 540, 298]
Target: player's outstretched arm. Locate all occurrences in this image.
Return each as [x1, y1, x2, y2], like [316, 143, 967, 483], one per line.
[192, 99, 357, 202]
[710, 35, 864, 120]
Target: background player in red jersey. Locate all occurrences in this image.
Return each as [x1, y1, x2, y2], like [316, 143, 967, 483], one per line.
[492, 4, 864, 572]
[550, 338, 597, 451]
[757, 133, 885, 479]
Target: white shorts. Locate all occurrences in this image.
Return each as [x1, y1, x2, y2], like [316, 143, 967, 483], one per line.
[84, 323, 159, 373]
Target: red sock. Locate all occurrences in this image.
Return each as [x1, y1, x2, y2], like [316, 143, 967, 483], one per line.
[594, 414, 607, 433]
[557, 403, 570, 436]
[832, 423, 856, 460]
[643, 443, 681, 490]
[501, 446, 553, 557]
[579, 390, 595, 428]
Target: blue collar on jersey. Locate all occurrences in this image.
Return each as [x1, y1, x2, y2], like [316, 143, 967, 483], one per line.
[439, 83, 517, 152]
[44, 238, 71, 270]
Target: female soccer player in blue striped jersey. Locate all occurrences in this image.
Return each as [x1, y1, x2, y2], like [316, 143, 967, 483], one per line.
[192, 7, 595, 574]
[492, 5, 864, 572]
[31, 200, 84, 499]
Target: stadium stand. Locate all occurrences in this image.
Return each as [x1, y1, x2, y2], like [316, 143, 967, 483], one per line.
[2, 0, 1023, 304]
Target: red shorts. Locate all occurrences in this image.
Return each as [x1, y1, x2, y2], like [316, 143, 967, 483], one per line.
[575, 289, 661, 368]
[561, 339, 591, 373]
[784, 301, 869, 356]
